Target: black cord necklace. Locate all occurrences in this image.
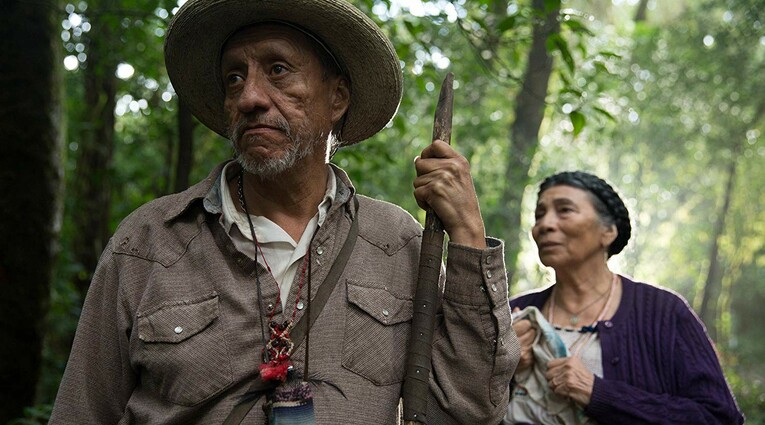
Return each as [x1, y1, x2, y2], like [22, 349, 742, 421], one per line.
[237, 171, 314, 383]
[238, 172, 271, 363]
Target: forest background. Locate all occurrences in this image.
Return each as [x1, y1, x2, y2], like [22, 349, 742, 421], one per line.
[1, 0, 763, 423]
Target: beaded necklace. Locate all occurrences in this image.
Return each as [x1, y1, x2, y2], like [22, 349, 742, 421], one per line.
[237, 172, 311, 383]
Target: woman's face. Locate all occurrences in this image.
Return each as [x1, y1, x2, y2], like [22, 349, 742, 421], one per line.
[532, 185, 616, 270]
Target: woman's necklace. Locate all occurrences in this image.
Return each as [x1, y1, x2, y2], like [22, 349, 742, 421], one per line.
[553, 282, 609, 326]
[238, 172, 310, 383]
[548, 273, 618, 357]
[549, 273, 617, 326]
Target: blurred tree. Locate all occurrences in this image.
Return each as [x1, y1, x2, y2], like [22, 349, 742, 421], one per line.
[68, 0, 120, 298]
[35, 0, 183, 410]
[0, 0, 61, 421]
[699, 156, 737, 341]
[174, 100, 195, 192]
[634, 0, 649, 22]
[494, 0, 560, 283]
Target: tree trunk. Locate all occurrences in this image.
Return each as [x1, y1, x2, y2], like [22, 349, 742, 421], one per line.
[491, 0, 560, 285]
[174, 99, 194, 193]
[0, 0, 61, 420]
[634, 0, 650, 22]
[699, 157, 737, 342]
[70, 1, 118, 298]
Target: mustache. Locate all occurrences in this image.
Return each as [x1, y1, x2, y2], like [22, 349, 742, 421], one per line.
[227, 113, 291, 142]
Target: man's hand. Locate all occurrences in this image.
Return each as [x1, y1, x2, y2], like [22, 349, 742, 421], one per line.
[413, 140, 486, 248]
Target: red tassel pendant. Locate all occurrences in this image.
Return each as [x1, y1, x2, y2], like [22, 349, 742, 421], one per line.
[259, 359, 292, 383]
[261, 321, 295, 383]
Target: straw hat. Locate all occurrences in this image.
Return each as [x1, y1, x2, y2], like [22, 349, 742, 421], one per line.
[164, 0, 403, 145]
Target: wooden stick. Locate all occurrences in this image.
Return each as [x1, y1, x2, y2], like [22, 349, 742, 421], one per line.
[402, 72, 454, 424]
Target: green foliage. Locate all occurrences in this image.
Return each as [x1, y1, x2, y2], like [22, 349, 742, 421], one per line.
[5, 404, 52, 425]
[725, 357, 765, 424]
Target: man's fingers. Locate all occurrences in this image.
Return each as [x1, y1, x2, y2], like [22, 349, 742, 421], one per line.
[418, 139, 454, 159]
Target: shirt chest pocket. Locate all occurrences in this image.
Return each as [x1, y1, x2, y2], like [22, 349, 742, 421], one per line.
[342, 280, 413, 386]
[135, 293, 234, 406]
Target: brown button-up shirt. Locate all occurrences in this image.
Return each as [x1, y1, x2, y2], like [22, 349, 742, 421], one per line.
[50, 162, 519, 424]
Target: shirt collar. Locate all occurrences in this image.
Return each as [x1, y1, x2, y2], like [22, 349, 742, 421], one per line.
[217, 161, 337, 244]
[162, 162, 225, 223]
[162, 160, 355, 224]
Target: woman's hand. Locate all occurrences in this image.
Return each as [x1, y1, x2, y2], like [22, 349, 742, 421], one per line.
[511, 308, 536, 373]
[545, 357, 595, 406]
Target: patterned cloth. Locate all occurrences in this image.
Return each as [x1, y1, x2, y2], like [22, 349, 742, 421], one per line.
[504, 306, 596, 425]
[269, 381, 315, 425]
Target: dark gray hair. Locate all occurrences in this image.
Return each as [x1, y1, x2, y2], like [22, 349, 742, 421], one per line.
[538, 171, 631, 257]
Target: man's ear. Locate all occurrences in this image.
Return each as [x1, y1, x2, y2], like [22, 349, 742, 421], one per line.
[330, 77, 350, 124]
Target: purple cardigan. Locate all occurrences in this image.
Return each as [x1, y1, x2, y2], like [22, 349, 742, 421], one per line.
[509, 275, 744, 424]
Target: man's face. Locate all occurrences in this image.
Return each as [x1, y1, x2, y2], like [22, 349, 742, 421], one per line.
[221, 24, 349, 179]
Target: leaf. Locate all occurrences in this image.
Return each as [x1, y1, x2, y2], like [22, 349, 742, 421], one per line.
[497, 16, 517, 33]
[598, 50, 622, 59]
[396, 43, 410, 60]
[543, 0, 562, 14]
[403, 20, 417, 37]
[547, 34, 575, 74]
[570, 110, 586, 136]
[560, 87, 584, 97]
[593, 106, 617, 122]
[562, 19, 593, 36]
[558, 70, 573, 87]
[593, 61, 610, 74]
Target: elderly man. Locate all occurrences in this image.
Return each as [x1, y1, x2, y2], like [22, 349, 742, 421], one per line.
[50, 0, 519, 423]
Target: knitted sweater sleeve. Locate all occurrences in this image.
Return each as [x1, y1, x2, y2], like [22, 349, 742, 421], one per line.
[584, 294, 744, 424]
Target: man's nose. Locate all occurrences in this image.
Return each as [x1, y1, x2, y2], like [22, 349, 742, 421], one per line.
[237, 73, 272, 113]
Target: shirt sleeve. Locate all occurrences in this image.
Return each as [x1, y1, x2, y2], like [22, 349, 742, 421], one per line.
[49, 239, 135, 424]
[426, 237, 521, 424]
[585, 300, 744, 425]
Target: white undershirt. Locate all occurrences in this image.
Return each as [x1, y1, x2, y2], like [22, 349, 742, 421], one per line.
[219, 162, 336, 308]
[555, 328, 604, 377]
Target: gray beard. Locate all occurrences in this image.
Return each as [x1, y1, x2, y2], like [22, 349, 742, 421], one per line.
[227, 115, 322, 180]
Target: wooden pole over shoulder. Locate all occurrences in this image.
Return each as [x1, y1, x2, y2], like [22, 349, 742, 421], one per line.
[402, 72, 454, 424]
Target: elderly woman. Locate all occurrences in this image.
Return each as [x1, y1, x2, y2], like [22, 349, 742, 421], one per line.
[504, 171, 743, 424]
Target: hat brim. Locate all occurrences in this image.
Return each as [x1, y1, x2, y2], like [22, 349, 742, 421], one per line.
[164, 0, 403, 145]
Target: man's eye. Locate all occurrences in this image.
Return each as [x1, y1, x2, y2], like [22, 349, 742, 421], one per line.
[272, 65, 286, 75]
[225, 73, 244, 86]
